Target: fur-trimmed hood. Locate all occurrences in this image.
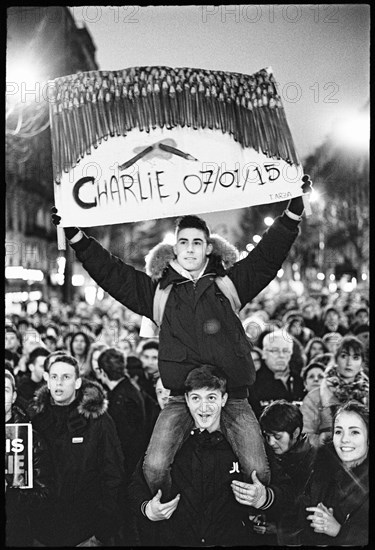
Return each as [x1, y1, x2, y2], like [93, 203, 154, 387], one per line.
[30, 378, 108, 420]
[145, 233, 239, 281]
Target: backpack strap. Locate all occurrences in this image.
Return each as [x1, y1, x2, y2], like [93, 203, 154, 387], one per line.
[215, 275, 241, 316]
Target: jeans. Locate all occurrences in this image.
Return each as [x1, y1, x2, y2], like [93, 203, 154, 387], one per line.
[143, 396, 270, 501]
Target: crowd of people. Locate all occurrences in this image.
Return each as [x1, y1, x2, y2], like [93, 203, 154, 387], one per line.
[5, 284, 369, 546]
[5, 195, 370, 547]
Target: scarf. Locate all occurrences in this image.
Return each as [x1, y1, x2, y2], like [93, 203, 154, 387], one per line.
[324, 365, 369, 404]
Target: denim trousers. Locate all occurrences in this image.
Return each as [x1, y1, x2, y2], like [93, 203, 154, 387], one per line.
[143, 395, 270, 501]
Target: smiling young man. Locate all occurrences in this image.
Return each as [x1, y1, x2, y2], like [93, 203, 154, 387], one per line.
[29, 353, 124, 546]
[129, 365, 249, 547]
[52, 176, 312, 500]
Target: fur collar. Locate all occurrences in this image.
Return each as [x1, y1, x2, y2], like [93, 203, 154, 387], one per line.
[31, 378, 108, 420]
[145, 234, 239, 281]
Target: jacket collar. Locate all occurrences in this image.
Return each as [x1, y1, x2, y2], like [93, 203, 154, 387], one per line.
[30, 378, 108, 420]
[160, 254, 226, 288]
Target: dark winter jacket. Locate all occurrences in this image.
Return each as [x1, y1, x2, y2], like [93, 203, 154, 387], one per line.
[6, 405, 53, 547]
[129, 429, 249, 546]
[16, 376, 45, 410]
[107, 376, 149, 480]
[29, 379, 124, 546]
[251, 363, 305, 407]
[297, 442, 369, 546]
[72, 215, 299, 395]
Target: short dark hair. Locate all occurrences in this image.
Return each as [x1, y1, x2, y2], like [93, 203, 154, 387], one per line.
[260, 399, 303, 436]
[175, 215, 210, 241]
[27, 347, 50, 369]
[333, 400, 369, 433]
[335, 335, 364, 362]
[184, 365, 227, 395]
[141, 340, 159, 354]
[97, 348, 126, 381]
[44, 352, 80, 377]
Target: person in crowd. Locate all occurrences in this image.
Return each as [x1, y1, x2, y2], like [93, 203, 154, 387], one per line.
[352, 322, 369, 374]
[242, 316, 267, 347]
[250, 346, 264, 373]
[5, 324, 23, 355]
[128, 365, 249, 546]
[16, 346, 49, 410]
[322, 331, 343, 355]
[138, 339, 160, 401]
[284, 311, 315, 348]
[300, 361, 325, 395]
[301, 336, 369, 447]
[117, 333, 135, 357]
[301, 300, 321, 335]
[5, 369, 53, 547]
[312, 351, 335, 369]
[318, 306, 348, 337]
[85, 341, 109, 382]
[69, 330, 92, 377]
[95, 347, 150, 481]
[304, 337, 329, 366]
[4, 349, 20, 373]
[29, 353, 124, 546]
[52, 176, 312, 500]
[154, 375, 171, 411]
[250, 329, 305, 410]
[42, 334, 58, 354]
[233, 399, 317, 545]
[349, 306, 369, 333]
[300, 401, 369, 546]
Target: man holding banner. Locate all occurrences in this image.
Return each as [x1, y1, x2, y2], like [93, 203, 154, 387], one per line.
[52, 174, 311, 501]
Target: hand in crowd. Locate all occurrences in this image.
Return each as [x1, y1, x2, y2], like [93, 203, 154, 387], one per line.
[231, 470, 266, 508]
[306, 501, 341, 537]
[145, 489, 180, 521]
[50, 206, 80, 241]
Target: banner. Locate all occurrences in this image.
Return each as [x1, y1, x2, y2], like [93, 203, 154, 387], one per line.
[5, 423, 33, 489]
[49, 66, 303, 227]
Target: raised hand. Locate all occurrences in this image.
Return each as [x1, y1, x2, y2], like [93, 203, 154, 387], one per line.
[50, 206, 80, 240]
[286, 174, 313, 216]
[145, 489, 181, 521]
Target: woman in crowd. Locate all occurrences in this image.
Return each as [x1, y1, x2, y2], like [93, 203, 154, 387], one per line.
[69, 331, 93, 377]
[85, 341, 110, 381]
[304, 337, 329, 366]
[300, 401, 369, 546]
[301, 336, 369, 446]
[300, 361, 325, 395]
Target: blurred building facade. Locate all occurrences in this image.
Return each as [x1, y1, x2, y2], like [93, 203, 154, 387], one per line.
[6, 6, 98, 313]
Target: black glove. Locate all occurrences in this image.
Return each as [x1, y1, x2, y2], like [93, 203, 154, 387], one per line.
[51, 206, 80, 240]
[287, 174, 313, 216]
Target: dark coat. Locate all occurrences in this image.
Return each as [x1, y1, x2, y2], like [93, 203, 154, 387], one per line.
[6, 405, 53, 547]
[72, 215, 299, 394]
[107, 376, 149, 480]
[298, 442, 369, 546]
[29, 379, 124, 546]
[251, 363, 305, 407]
[129, 429, 249, 547]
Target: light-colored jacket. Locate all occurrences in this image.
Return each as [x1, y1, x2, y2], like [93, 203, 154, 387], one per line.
[301, 378, 340, 447]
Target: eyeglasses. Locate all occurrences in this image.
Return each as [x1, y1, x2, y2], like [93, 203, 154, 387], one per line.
[265, 348, 292, 356]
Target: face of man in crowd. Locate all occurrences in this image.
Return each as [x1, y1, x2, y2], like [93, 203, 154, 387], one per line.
[333, 411, 368, 469]
[174, 228, 213, 277]
[304, 367, 324, 393]
[355, 310, 369, 325]
[5, 377, 16, 421]
[336, 347, 362, 383]
[30, 355, 46, 383]
[141, 348, 159, 377]
[47, 362, 81, 406]
[185, 387, 228, 433]
[262, 336, 293, 375]
[5, 331, 20, 353]
[324, 311, 339, 331]
[264, 429, 300, 455]
[155, 377, 170, 410]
